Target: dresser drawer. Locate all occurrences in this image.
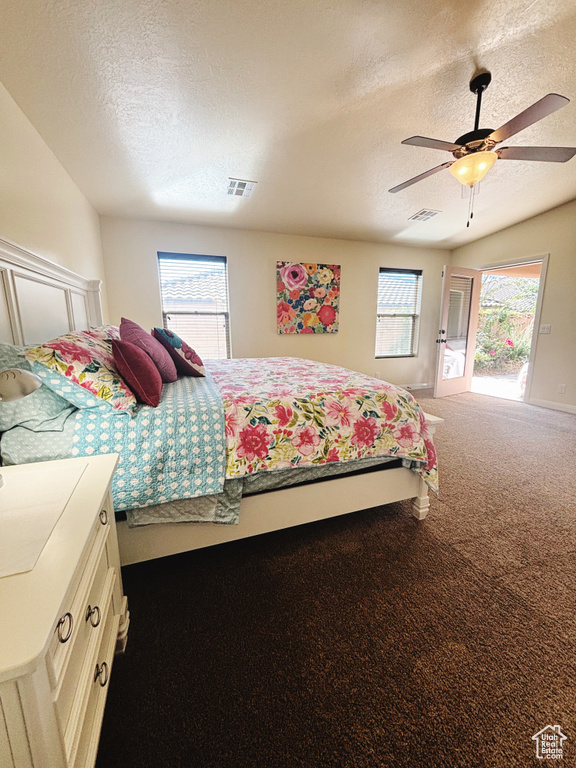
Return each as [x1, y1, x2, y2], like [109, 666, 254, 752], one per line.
[47, 497, 112, 688]
[63, 567, 116, 764]
[71, 582, 120, 768]
[54, 547, 111, 732]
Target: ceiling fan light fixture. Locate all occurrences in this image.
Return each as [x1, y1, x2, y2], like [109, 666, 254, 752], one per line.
[449, 150, 498, 187]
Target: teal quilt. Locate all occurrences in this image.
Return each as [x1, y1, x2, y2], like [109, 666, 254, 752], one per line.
[71, 374, 226, 511]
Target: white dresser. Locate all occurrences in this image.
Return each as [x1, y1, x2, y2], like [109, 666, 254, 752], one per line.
[0, 454, 129, 768]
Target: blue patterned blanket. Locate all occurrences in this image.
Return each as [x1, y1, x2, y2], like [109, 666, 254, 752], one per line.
[71, 374, 226, 511]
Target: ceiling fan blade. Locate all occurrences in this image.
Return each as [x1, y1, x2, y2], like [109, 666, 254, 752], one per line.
[389, 162, 453, 193]
[402, 135, 463, 152]
[488, 94, 569, 144]
[498, 146, 576, 162]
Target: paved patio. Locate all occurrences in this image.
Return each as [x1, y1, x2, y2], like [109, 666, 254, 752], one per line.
[471, 373, 523, 401]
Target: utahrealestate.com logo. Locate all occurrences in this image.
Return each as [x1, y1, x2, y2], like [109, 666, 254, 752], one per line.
[532, 725, 567, 760]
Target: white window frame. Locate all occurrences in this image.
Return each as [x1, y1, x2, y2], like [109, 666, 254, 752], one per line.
[375, 268, 422, 359]
[157, 252, 231, 359]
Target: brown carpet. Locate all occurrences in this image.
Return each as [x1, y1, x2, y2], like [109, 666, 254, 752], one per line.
[96, 393, 576, 768]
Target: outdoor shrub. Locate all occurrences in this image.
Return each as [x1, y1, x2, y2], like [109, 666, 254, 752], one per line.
[474, 276, 537, 374]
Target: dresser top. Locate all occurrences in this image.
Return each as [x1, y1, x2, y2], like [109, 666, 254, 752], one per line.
[0, 454, 118, 681]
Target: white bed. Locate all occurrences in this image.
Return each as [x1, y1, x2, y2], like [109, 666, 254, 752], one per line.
[0, 237, 442, 566]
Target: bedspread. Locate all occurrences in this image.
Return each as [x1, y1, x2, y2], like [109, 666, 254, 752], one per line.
[71, 374, 226, 511]
[208, 357, 438, 493]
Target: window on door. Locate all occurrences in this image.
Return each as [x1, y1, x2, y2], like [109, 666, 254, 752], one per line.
[157, 252, 231, 359]
[375, 268, 422, 358]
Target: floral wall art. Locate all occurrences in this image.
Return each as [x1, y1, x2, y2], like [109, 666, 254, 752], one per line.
[276, 261, 340, 334]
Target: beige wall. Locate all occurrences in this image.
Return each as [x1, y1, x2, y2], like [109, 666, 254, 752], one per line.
[100, 216, 448, 387]
[0, 83, 107, 314]
[452, 200, 576, 411]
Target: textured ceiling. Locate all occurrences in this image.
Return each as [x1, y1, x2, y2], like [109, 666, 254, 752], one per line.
[1, 0, 576, 247]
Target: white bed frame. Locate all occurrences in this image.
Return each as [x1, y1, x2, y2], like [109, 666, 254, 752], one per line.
[0, 237, 443, 566]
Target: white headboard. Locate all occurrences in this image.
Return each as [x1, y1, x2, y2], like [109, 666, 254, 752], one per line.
[0, 237, 103, 346]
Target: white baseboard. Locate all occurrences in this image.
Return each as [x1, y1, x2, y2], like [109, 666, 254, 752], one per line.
[403, 383, 433, 391]
[526, 398, 576, 415]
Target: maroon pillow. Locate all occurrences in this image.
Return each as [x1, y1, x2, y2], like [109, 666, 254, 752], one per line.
[119, 317, 177, 383]
[112, 340, 163, 407]
[152, 328, 206, 377]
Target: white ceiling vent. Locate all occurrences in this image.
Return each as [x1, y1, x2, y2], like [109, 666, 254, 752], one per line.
[227, 178, 258, 198]
[408, 208, 441, 222]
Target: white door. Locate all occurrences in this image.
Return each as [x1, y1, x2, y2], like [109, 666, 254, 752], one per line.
[434, 266, 482, 397]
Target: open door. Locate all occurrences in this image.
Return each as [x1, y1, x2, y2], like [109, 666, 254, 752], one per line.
[434, 266, 481, 397]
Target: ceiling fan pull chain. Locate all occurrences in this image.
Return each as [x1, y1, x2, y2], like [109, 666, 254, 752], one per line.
[466, 185, 476, 227]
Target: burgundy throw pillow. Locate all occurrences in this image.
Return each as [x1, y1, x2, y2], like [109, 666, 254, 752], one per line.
[112, 340, 163, 407]
[152, 328, 206, 377]
[119, 317, 178, 383]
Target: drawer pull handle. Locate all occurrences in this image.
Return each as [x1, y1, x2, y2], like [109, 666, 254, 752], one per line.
[56, 612, 73, 643]
[99, 509, 108, 526]
[85, 604, 101, 628]
[94, 661, 109, 687]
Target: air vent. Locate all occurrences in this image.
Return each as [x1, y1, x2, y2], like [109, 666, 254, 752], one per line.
[408, 208, 441, 222]
[227, 178, 258, 198]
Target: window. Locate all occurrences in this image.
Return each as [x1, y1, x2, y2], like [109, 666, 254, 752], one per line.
[375, 268, 422, 358]
[157, 252, 230, 359]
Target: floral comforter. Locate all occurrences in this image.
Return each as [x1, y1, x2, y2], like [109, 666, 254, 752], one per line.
[207, 357, 438, 493]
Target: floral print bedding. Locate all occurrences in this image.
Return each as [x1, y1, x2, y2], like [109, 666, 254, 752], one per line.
[24, 326, 136, 412]
[207, 357, 438, 492]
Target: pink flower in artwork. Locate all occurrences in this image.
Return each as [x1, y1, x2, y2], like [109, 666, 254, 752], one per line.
[381, 400, 398, 421]
[351, 417, 379, 448]
[301, 327, 314, 334]
[489, 350, 496, 356]
[325, 399, 356, 428]
[293, 425, 321, 456]
[393, 422, 420, 449]
[49, 340, 94, 366]
[317, 304, 337, 327]
[505, 339, 514, 348]
[314, 287, 326, 299]
[237, 424, 270, 461]
[277, 300, 296, 326]
[279, 263, 309, 291]
[274, 404, 293, 427]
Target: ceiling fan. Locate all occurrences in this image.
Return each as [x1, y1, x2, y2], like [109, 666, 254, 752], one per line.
[389, 72, 576, 194]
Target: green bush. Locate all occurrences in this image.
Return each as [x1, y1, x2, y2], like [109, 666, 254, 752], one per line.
[475, 308, 532, 374]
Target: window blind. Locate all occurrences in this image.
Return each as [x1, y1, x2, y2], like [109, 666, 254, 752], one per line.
[157, 252, 230, 359]
[375, 268, 422, 358]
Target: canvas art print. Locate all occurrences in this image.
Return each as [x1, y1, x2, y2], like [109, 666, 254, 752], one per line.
[277, 262, 340, 334]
